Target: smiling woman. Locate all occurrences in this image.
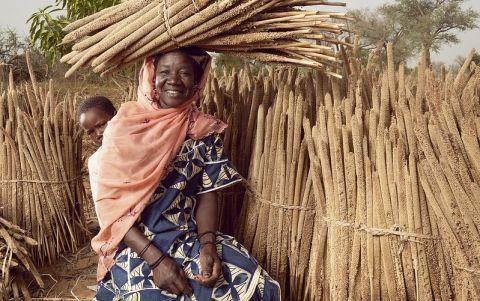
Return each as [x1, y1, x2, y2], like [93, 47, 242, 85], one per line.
[85, 47, 280, 300]
[154, 51, 204, 109]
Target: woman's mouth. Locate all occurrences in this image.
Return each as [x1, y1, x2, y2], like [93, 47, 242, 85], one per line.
[164, 90, 184, 97]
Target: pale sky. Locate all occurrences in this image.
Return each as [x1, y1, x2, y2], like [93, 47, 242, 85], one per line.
[0, 0, 478, 63]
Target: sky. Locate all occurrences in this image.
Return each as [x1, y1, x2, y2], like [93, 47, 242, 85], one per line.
[0, 0, 478, 63]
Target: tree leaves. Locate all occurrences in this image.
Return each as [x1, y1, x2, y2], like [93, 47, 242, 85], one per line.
[349, 0, 479, 65]
[28, 0, 121, 64]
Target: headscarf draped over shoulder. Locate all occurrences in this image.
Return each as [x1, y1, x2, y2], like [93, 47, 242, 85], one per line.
[91, 47, 226, 281]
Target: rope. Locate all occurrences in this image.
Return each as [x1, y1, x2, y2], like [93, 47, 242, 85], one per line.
[240, 176, 316, 211]
[240, 176, 438, 244]
[161, 0, 181, 47]
[453, 263, 480, 277]
[245, 189, 316, 211]
[322, 217, 438, 243]
[191, 0, 200, 12]
[0, 174, 84, 185]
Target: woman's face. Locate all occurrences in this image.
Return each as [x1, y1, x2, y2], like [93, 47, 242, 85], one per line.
[155, 52, 198, 108]
[79, 107, 112, 146]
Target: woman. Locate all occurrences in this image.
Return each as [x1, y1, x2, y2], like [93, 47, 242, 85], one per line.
[89, 47, 280, 300]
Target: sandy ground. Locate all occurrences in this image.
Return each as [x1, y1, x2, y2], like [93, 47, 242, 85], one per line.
[32, 243, 98, 300]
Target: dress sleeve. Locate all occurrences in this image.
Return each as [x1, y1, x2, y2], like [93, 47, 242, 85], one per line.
[198, 134, 242, 194]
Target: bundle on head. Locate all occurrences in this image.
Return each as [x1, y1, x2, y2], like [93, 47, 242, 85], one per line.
[60, 0, 349, 78]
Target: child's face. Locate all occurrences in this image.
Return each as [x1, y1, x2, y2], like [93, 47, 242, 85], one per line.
[79, 107, 112, 146]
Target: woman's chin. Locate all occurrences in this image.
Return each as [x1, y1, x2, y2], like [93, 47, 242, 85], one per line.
[159, 98, 189, 108]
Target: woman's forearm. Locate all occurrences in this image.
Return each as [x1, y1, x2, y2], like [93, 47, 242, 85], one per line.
[123, 225, 162, 264]
[196, 192, 219, 242]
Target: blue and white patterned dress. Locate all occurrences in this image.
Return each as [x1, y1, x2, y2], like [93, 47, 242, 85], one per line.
[94, 134, 281, 301]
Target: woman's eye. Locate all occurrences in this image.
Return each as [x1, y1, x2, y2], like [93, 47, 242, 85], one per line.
[159, 70, 169, 76]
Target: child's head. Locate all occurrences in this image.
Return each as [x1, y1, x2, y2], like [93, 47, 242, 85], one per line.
[77, 96, 116, 146]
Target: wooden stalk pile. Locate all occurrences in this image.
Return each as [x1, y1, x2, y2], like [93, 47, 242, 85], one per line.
[201, 45, 480, 300]
[0, 216, 43, 301]
[59, 0, 349, 77]
[0, 53, 86, 267]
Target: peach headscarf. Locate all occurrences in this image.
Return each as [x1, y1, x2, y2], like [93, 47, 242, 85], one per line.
[91, 48, 226, 281]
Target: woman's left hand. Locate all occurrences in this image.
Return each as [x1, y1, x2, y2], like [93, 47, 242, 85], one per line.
[194, 243, 222, 287]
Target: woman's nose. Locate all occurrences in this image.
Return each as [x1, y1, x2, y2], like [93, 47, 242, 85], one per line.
[166, 73, 181, 84]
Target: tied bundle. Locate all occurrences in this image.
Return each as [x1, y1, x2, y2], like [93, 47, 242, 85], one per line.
[59, 0, 349, 77]
[198, 45, 480, 300]
[0, 52, 86, 267]
[0, 216, 43, 301]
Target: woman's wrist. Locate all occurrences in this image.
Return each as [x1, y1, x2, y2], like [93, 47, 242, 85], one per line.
[142, 244, 164, 266]
[197, 231, 216, 244]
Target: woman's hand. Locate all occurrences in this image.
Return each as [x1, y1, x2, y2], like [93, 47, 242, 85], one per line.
[152, 256, 193, 296]
[194, 243, 222, 287]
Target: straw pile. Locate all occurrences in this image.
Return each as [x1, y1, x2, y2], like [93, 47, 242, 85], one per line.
[0, 52, 86, 267]
[200, 45, 480, 300]
[59, 0, 348, 77]
[0, 216, 43, 301]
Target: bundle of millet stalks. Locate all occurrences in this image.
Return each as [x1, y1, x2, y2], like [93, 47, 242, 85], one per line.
[60, 0, 349, 77]
[0, 216, 43, 301]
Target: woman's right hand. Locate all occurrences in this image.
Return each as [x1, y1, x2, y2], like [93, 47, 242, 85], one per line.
[152, 256, 193, 297]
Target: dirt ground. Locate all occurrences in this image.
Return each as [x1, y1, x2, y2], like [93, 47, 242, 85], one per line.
[32, 243, 98, 300]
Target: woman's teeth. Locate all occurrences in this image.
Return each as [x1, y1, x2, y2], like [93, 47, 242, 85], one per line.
[165, 90, 182, 97]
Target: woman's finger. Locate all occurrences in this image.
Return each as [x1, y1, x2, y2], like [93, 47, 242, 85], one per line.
[197, 259, 222, 287]
[201, 255, 214, 277]
[211, 258, 222, 280]
[194, 274, 209, 286]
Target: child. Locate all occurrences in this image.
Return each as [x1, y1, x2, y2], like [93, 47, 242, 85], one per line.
[77, 96, 116, 147]
[77, 96, 116, 204]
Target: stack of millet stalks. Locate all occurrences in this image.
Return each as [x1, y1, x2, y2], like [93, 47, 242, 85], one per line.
[199, 45, 480, 300]
[59, 0, 349, 77]
[0, 52, 87, 268]
[0, 216, 43, 301]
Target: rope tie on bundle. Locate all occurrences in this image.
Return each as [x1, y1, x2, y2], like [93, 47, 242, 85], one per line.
[191, 0, 200, 12]
[0, 173, 84, 185]
[322, 217, 438, 245]
[453, 263, 480, 277]
[240, 176, 440, 247]
[240, 176, 316, 211]
[161, 0, 181, 47]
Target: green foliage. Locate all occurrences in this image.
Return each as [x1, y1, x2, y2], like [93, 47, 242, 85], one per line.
[213, 53, 261, 76]
[28, 0, 120, 63]
[214, 54, 245, 74]
[350, 0, 479, 65]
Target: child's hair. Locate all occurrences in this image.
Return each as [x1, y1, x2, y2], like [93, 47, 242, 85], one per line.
[76, 96, 116, 121]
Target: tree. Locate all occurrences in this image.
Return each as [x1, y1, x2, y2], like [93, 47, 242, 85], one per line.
[28, 0, 120, 63]
[349, 8, 414, 65]
[350, 0, 479, 65]
[0, 28, 48, 83]
[453, 52, 480, 68]
[0, 28, 26, 64]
